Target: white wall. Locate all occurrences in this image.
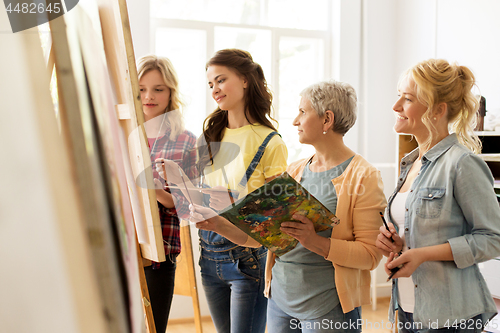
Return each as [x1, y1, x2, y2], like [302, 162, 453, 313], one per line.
[394, 0, 437, 74]
[436, 0, 500, 111]
[393, 0, 500, 113]
[360, 0, 399, 297]
[332, 0, 362, 153]
[127, 0, 150, 59]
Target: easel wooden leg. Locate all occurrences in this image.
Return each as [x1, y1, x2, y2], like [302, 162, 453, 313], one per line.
[187, 240, 203, 333]
[136, 235, 156, 333]
[192, 296, 203, 333]
[173, 225, 203, 333]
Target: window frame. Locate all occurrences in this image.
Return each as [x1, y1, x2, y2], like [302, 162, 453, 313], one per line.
[151, 18, 331, 121]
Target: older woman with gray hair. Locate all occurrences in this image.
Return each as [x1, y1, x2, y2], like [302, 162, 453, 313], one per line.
[191, 80, 386, 332]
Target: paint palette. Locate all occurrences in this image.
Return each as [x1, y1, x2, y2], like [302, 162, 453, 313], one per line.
[219, 172, 340, 256]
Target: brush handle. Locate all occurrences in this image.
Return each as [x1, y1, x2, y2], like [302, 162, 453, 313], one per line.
[380, 212, 395, 243]
[177, 166, 194, 205]
[386, 265, 402, 281]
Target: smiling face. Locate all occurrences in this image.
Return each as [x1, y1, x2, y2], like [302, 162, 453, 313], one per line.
[392, 76, 429, 137]
[206, 65, 247, 113]
[293, 97, 325, 145]
[139, 69, 171, 121]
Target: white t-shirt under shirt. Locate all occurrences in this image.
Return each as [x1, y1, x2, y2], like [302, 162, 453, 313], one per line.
[390, 190, 416, 313]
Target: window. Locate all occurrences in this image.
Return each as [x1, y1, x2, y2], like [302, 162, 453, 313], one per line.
[151, 0, 329, 30]
[150, 0, 332, 161]
[155, 27, 207, 134]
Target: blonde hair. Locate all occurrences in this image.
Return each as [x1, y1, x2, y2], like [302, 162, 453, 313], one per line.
[402, 59, 481, 153]
[300, 80, 357, 135]
[137, 55, 185, 141]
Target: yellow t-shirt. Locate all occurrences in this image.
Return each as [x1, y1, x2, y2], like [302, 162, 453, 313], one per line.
[203, 124, 288, 199]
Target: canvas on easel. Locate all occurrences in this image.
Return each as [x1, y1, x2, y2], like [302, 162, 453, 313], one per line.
[97, 1, 206, 332]
[94, 0, 165, 331]
[0, 14, 111, 332]
[49, 8, 132, 333]
[61, 4, 150, 332]
[97, 0, 165, 264]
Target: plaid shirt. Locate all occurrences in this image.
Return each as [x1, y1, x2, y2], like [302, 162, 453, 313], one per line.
[149, 128, 197, 264]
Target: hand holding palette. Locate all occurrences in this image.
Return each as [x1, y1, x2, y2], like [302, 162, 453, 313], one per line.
[219, 172, 340, 256]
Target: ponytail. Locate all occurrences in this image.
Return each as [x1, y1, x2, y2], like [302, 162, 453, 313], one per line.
[409, 59, 482, 153]
[448, 65, 482, 153]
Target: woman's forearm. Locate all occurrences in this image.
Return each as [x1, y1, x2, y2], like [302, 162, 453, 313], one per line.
[415, 243, 454, 262]
[302, 234, 331, 258]
[155, 189, 176, 208]
[327, 236, 383, 270]
[213, 217, 254, 245]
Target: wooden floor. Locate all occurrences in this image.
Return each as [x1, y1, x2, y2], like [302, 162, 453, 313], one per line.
[166, 297, 392, 333]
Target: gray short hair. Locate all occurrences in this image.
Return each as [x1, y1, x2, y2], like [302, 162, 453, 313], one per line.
[300, 80, 357, 135]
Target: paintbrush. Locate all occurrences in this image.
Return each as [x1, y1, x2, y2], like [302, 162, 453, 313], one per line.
[221, 166, 235, 207]
[380, 212, 403, 281]
[177, 165, 194, 205]
[380, 211, 395, 242]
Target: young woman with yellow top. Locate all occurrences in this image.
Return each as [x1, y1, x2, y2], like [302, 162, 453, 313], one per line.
[196, 49, 287, 333]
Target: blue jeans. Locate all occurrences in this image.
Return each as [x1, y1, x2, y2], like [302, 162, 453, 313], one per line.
[267, 297, 361, 333]
[200, 246, 267, 333]
[398, 309, 484, 333]
[144, 257, 177, 333]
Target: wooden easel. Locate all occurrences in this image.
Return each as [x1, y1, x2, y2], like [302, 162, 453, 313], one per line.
[96, 0, 207, 332]
[135, 234, 156, 333]
[174, 225, 204, 333]
[47, 1, 204, 332]
[97, 0, 162, 331]
[97, 1, 206, 332]
[3, 19, 113, 333]
[97, 0, 165, 263]
[49, 1, 165, 332]
[48, 11, 131, 333]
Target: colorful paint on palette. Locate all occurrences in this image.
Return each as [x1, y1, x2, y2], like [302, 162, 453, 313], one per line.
[219, 172, 340, 256]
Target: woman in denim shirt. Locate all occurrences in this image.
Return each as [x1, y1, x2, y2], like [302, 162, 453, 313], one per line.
[376, 59, 500, 332]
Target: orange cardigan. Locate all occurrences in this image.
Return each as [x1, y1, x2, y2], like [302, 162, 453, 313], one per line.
[263, 154, 386, 313]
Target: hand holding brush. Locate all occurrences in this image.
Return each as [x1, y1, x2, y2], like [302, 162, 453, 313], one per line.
[379, 212, 404, 281]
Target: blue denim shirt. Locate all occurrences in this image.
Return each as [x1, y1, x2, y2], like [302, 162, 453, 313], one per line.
[387, 134, 500, 328]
